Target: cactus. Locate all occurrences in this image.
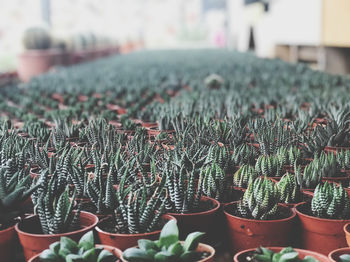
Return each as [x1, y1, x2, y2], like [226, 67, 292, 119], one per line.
[295, 162, 322, 189]
[237, 177, 280, 220]
[277, 173, 302, 204]
[22, 27, 51, 50]
[311, 182, 350, 219]
[233, 165, 257, 188]
[255, 154, 285, 177]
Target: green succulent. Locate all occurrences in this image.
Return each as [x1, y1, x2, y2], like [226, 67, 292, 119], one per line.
[340, 254, 350, 262]
[311, 182, 350, 219]
[237, 177, 280, 220]
[233, 165, 257, 188]
[255, 154, 285, 177]
[277, 173, 302, 204]
[39, 231, 116, 262]
[295, 162, 322, 190]
[252, 247, 318, 262]
[123, 220, 206, 262]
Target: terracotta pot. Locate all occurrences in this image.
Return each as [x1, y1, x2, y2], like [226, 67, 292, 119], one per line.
[120, 242, 215, 262]
[322, 176, 350, 186]
[17, 49, 70, 82]
[223, 202, 296, 253]
[344, 223, 350, 246]
[96, 214, 176, 251]
[15, 211, 98, 261]
[329, 247, 350, 262]
[295, 202, 349, 255]
[166, 197, 220, 240]
[0, 226, 17, 262]
[234, 247, 329, 262]
[28, 244, 123, 262]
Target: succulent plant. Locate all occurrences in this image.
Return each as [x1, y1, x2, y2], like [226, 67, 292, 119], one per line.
[252, 247, 318, 262]
[277, 173, 302, 204]
[22, 26, 51, 50]
[237, 177, 280, 220]
[123, 220, 206, 262]
[233, 165, 257, 188]
[295, 162, 322, 190]
[311, 182, 350, 219]
[39, 231, 116, 262]
[255, 154, 285, 177]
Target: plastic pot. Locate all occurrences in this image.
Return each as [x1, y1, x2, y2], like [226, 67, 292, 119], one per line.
[234, 247, 329, 262]
[120, 242, 215, 262]
[295, 202, 350, 255]
[166, 196, 220, 240]
[96, 214, 176, 251]
[224, 202, 296, 253]
[16, 211, 98, 261]
[0, 226, 17, 262]
[28, 244, 123, 262]
[344, 223, 350, 246]
[329, 247, 350, 262]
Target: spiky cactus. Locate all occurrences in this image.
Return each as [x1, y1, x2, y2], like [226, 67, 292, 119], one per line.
[277, 173, 302, 204]
[337, 150, 350, 170]
[233, 165, 257, 188]
[231, 144, 257, 166]
[237, 177, 280, 220]
[311, 182, 350, 219]
[36, 183, 81, 234]
[255, 154, 285, 177]
[295, 162, 322, 189]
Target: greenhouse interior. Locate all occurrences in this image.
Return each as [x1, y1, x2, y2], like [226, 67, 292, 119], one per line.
[1, 0, 350, 261]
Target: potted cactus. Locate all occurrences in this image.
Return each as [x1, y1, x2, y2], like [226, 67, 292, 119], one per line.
[18, 26, 70, 82]
[28, 231, 122, 261]
[234, 246, 328, 262]
[296, 182, 350, 255]
[224, 177, 296, 252]
[16, 186, 98, 260]
[122, 220, 215, 262]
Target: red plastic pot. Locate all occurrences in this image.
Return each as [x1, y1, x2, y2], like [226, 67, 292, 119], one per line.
[329, 247, 350, 262]
[295, 202, 350, 255]
[16, 211, 98, 261]
[224, 202, 296, 253]
[0, 226, 17, 262]
[325, 146, 350, 154]
[234, 247, 329, 262]
[96, 214, 176, 251]
[344, 223, 350, 246]
[28, 244, 123, 262]
[166, 197, 220, 240]
[120, 242, 215, 262]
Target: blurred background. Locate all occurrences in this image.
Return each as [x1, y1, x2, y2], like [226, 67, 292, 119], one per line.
[1, 0, 350, 77]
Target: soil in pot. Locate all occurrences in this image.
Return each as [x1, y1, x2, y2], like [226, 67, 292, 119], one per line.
[329, 247, 350, 262]
[15, 211, 98, 261]
[234, 247, 329, 262]
[224, 202, 296, 253]
[96, 214, 175, 251]
[296, 202, 350, 255]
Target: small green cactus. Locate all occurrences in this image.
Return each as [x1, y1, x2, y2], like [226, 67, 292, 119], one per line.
[237, 177, 280, 220]
[23, 27, 51, 50]
[277, 173, 302, 204]
[233, 165, 257, 188]
[311, 182, 350, 219]
[255, 154, 285, 177]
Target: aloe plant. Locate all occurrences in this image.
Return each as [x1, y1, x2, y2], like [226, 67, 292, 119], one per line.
[123, 220, 206, 262]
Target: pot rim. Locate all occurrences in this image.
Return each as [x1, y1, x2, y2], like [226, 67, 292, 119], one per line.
[223, 201, 296, 223]
[15, 211, 98, 238]
[0, 224, 15, 234]
[328, 247, 350, 262]
[234, 247, 329, 262]
[295, 202, 350, 222]
[344, 223, 350, 234]
[96, 214, 176, 237]
[166, 196, 220, 217]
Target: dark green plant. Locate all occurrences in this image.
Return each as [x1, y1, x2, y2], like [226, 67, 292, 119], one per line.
[311, 182, 350, 219]
[340, 254, 350, 262]
[39, 231, 116, 262]
[23, 26, 51, 50]
[123, 220, 206, 262]
[255, 154, 285, 177]
[295, 162, 322, 190]
[337, 150, 350, 170]
[231, 144, 257, 166]
[237, 177, 280, 220]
